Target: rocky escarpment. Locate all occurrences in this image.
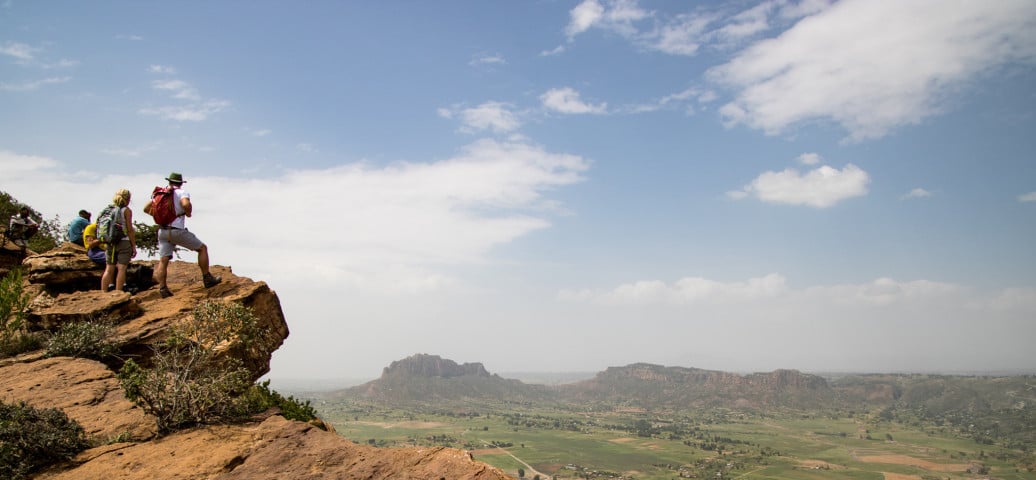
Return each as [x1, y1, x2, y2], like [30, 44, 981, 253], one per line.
[564, 363, 835, 409]
[0, 244, 513, 480]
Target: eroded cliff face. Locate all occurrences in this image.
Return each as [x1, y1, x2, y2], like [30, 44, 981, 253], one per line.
[0, 244, 513, 480]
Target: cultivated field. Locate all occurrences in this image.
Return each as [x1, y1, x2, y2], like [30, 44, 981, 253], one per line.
[309, 399, 1036, 480]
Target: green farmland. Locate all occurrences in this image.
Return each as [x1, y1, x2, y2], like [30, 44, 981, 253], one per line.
[311, 399, 1035, 480]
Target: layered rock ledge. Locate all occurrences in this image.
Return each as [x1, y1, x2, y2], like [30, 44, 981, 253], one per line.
[0, 244, 513, 480]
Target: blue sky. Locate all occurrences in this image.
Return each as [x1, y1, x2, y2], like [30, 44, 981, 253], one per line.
[2, 0, 1035, 381]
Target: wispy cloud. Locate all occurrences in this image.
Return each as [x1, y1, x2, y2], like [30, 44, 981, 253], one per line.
[148, 64, 177, 74]
[441, 101, 522, 134]
[1019, 191, 1036, 203]
[0, 41, 37, 61]
[797, 152, 821, 165]
[901, 188, 932, 200]
[139, 74, 229, 122]
[100, 142, 162, 158]
[151, 79, 200, 101]
[541, 87, 608, 114]
[470, 53, 506, 67]
[0, 76, 71, 92]
[138, 100, 230, 122]
[709, 0, 1036, 141]
[115, 34, 144, 41]
[728, 163, 870, 208]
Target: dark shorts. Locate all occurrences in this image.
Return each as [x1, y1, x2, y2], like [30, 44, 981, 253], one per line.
[87, 247, 106, 266]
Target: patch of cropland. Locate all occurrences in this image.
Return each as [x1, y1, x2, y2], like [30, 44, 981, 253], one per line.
[306, 355, 1036, 479]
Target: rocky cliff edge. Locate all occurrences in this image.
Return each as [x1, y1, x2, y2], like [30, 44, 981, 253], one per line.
[0, 243, 512, 480]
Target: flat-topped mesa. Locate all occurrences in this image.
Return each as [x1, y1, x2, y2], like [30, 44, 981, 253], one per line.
[382, 353, 492, 379]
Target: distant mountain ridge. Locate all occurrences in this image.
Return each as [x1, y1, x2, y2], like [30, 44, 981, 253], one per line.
[335, 354, 835, 409]
[332, 354, 1036, 430]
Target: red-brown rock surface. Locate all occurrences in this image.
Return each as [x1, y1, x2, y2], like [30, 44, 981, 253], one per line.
[0, 246, 513, 480]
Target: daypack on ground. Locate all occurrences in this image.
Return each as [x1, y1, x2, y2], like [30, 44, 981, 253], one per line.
[150, 186, 178, 226]
[97, 205, 124, 244]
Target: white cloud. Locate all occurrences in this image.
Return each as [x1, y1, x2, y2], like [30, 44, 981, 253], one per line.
[138, 100, 230, 122]
[0, 150, 59, 173]
[557, 274, 1034, 374]
[0, 76, 71, 92]
[151, 79, 200, 101]
[140, 78, 228, 121]
[710, 0, 1036, 141]
[248, 128, 272, 137]
[148, 64, 177, 74]
[901, 188, 932, 200]
[559, 274, 968, 308]
[296, 143, 317, 153]
[566, 0, 606, 38]
[540, 45, 567, 57]
[1018, 191, 1036, 203]
[541, 87, 608, 114]
[100, 144, 160, 158]
[714, 1, 777, 42]
[115, 34, 143, 41]
[728, 163, 869, 208]
[0, 139, 588, 294]
[450, 101, 522, 134]
[649, 14, 710, 56]
[0, 41, 36, 61]
[470, 53, 506, 66]
[565, 0, 650, 40]
[560, 273, 789, 306]
[797, 152, 821, 165]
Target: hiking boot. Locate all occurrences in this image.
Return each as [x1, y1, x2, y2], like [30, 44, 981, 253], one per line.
[159, 287, 173, 298]
[202, 274, 222, 288]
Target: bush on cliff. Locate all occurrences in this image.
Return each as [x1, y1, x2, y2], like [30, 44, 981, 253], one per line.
[0, 400, 88, 480]
[239, 380, 318, 423]
[0, 268, 41, 358]
[118, 300, 259, 433]
[45, 319, 121, 360]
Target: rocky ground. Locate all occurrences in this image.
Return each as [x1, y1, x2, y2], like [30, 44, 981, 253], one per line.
[0, 243, 513, 480]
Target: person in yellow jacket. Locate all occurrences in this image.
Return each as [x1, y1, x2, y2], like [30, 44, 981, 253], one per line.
[81, 222, 106, 266]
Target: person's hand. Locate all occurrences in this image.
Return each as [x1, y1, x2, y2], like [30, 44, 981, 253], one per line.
[131, 246, 137, 258]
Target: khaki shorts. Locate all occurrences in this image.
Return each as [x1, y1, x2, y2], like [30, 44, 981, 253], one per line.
[106, 239, 132, 265]
[158, 227, 204, 258]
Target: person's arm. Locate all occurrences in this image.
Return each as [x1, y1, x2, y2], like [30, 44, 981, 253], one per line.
[124, 208, 137, 256]
[181, 197, 193, 217]
[86, 232, 100, 249]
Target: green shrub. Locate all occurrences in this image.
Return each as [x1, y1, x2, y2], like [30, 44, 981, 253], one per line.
[238, 380, 319, 423]
[117, 301, 263, 433]
[0, 400, 88, 480]
[45, 320, 120, 360]
[0, 268, 39, 358]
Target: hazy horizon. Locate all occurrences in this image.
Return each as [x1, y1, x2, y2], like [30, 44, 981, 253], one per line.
[3, 1, 1035, 380]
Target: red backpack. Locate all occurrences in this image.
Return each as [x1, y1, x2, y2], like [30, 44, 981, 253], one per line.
[150, 186, 178, 226]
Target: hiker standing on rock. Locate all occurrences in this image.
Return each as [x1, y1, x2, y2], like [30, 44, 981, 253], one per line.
[144, 172, 221, 298]
[100, 189, 137, 292]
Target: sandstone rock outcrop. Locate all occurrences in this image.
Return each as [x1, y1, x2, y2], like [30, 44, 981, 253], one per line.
[0, 246, 513, 480]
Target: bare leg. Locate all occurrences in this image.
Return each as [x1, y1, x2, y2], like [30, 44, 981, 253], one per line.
[157, 256, 171, 288]
[115, 264, 128, 291]
[197, 244, 210, 276]
[101, 265, 115, 292]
